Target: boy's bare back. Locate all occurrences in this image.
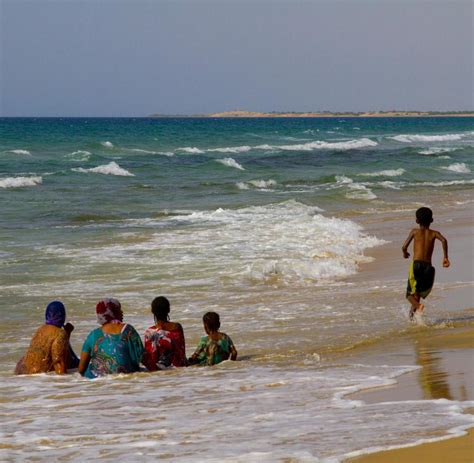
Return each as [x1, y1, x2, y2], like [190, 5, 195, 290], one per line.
[403, 228, 449, 265]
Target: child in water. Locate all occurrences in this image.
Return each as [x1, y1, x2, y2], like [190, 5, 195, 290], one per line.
[189, 312, 237, 366]
[402, 207, 450, 319]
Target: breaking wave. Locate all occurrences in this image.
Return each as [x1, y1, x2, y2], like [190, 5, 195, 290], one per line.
[72, 162, 134, 177]
[276, 138, 378, 151]
[390, 134, 464, 143]
[5, 149, 31, 155]
[237, 179, 277, 190]
[359, 169, 405, 177]
[101, 141, 114, 148]
[0, 176, 42, 188]
[441, 163, 471, 174]
[216, 158, 245, 170]
[177, 147, 205, 154]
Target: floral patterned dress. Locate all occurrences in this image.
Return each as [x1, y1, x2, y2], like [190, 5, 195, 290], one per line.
[190, 333, 236, 366]
[82, 324, 144, 378]
[143, 324, 187, 370]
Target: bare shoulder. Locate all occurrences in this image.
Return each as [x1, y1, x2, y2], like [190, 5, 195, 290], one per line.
[432, 229, 447, 240]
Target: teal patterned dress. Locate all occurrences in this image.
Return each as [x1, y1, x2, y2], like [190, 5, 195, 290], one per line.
[82, 324, 144, 379]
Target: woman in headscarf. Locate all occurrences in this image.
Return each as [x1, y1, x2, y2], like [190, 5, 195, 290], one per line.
[15, 301, 79, 375]
[78, 298, 145, 379]
[143, 296, 187, 370]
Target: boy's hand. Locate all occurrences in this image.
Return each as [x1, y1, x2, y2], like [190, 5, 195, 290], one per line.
[403, 250, 410, 259]
[443, 257, 450, 268]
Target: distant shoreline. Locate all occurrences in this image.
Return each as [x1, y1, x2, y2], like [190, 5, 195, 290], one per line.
[150, 110, 474, 118]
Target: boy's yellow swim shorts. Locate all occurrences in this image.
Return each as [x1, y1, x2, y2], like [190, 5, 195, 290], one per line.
[406, 260, 435, 299]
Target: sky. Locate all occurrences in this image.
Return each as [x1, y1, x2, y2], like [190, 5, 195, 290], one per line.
[1, 0, 472, 116]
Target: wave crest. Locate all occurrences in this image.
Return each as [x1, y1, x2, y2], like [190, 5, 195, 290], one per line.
[216, 158, 245, 170]
[441, 163, 471, 174]
[73, 162, 134, 177]
[0, 176, 42, 188]
[390, 134, 463, 143]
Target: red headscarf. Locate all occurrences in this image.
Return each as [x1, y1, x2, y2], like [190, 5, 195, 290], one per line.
[96, 298, 123, 325]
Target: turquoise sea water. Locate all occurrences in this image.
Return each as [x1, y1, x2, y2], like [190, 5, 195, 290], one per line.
[1, 117, 473, 461]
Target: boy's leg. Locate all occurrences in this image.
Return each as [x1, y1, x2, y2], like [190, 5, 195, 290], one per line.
[407, 293, 421, 319]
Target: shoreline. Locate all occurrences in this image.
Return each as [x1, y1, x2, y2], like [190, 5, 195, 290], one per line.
[341, 325, 474, 462]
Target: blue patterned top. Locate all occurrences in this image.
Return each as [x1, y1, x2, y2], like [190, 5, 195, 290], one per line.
[82, 324, 144, 379]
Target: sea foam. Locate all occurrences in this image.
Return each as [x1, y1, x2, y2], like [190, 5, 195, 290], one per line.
[441, 163, 471, 174]
[0, 176, 42, 188]
[177, 147, 205, 154]
[5, 149, 31, 155]
[101, 141, 114, 148]
[276, 138, 378, 151]
[216, 158, 245, 170]
[359, 168, 405, 177]
[390, 134, 463, 143]
[65, 150, 92, 161]
[209, 146, 252, 154]
[73, 162, 134, 177]
[335, 176, 377, 200]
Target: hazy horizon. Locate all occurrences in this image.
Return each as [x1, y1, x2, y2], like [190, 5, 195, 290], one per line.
[1, 0, 472, 117]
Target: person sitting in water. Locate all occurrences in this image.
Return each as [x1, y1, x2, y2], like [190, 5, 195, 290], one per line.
[143, 296, 188, 370]
[15, 301, 79, 375]
[78, 298, 145, 379]
[188, 311, 237, 366]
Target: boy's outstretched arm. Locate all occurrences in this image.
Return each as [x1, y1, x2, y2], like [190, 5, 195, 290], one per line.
[435, 231, 450, 267]
[402, 230, 414, 259]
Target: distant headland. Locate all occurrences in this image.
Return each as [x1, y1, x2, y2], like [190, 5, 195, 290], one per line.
[150, 110, 474, 118]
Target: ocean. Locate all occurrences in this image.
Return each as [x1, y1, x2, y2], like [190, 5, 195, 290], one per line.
[1, 117, 473, 461]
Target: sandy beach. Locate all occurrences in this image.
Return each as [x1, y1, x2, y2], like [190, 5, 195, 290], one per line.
[345, 326, 474, 462]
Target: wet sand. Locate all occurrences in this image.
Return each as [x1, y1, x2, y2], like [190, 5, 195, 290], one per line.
[345, 325, 474, 462]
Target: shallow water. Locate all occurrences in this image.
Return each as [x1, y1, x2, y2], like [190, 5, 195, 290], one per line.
[1, 117, 473, 461]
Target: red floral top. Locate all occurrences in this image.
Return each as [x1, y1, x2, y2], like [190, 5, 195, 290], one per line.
[143, 323, 187, 370]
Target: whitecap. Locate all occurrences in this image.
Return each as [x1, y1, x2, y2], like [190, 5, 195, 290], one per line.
[72, 161, 134, 177]
[359, 168, 405, 177]
[334, 176, 376, 200]
[65, 150, 92, 161]
[5, 149, 31, 155]
[276, 138, 378, 151]
[236, 182, 249, 190]
[101, 141, 114, 148]
[177, 147, 205, 154]
[129, 148, 174, 157]
[216, 158, 245, 170]
[0, 176, 42, 188]
[345, 184, 377, 200]
[378, 181, 402, 190]
[208, 146, 252, 154]
[390, 134, 463, 143]
[418, 179, 474, 187]
[441, 163, 471, 174]
[248, 179, 277, 188]
[237, 179, 277, 190]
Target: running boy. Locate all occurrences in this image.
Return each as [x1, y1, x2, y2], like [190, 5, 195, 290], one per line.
[402, 207, 450, 319]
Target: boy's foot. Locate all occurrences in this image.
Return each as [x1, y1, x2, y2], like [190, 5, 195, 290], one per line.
[409, 307, 416, 320]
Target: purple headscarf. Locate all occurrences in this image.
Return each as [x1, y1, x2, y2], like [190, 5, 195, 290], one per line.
[96, 298, 123, 325]
[45, 301, 66, 328]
